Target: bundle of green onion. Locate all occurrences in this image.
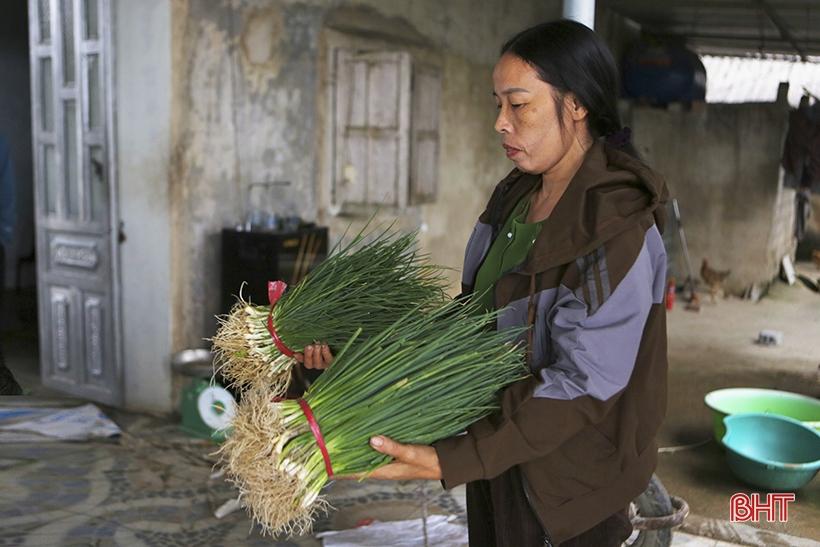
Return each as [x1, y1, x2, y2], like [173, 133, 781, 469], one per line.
[219, 299, 528, 537]
[212, 228, 448, 392]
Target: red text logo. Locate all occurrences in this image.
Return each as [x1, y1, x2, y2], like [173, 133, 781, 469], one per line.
[730, 493, 795, 523]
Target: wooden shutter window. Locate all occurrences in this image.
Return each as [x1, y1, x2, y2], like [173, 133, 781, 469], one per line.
[333, 49, 411, 211]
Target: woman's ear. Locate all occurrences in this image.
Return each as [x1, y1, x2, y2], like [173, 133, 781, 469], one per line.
[565, 93, 588, 122]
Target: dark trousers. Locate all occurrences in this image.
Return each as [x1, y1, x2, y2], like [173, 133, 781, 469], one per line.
[0, 242, 22, 396]
[466, 467, 633, 547]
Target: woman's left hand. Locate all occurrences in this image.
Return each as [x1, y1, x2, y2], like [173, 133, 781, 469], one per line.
[294, 343, 334, 369]
[360, 435, 442, 480]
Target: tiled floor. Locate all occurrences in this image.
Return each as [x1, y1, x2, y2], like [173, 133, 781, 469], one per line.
[0, 406, 750, 547]
[0, 409, 468, 546]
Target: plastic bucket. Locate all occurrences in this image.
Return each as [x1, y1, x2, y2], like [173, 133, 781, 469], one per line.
[704, 388, 820, 443]
[722, 413, 820, 490]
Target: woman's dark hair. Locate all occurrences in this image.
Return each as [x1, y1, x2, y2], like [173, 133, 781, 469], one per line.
[501, 20, 631, 150]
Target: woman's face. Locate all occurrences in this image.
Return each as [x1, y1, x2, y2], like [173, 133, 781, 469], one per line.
[492, 53, 583, 174]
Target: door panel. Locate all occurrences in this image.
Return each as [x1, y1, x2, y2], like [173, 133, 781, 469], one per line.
[29, 0, 122, 405]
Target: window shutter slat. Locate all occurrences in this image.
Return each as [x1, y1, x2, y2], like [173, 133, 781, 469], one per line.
[410, 66, 441, 204]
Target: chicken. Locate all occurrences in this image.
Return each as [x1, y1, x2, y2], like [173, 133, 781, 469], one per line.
[701, 258, 730, 303]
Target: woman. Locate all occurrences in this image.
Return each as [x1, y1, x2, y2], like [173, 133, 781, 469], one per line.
[302, 20, 669, 546]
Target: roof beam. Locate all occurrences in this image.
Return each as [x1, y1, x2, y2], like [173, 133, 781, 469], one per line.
[684, 32, 820, 46]
[753, 0, 808, 61]
[607, 0, 815, 9]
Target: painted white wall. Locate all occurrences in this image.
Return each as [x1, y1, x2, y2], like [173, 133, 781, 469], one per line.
[114, 0, 173, 412]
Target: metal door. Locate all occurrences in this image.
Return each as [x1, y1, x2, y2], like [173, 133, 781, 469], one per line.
[28, 0, 122, 405]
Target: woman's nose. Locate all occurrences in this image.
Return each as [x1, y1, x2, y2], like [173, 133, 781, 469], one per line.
[494, 109, 511, 134]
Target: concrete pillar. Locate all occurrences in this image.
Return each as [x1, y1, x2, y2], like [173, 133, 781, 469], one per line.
[563, 0, 596, 30]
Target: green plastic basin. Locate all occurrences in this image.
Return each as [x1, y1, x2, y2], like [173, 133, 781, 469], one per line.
[704, 388, 820, 443]
[722, 413, 820, 490]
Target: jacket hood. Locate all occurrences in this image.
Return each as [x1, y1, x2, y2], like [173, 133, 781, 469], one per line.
[490, 140, 669, 274]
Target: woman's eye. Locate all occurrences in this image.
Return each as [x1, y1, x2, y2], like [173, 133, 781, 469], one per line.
[511, 103, 523, 109]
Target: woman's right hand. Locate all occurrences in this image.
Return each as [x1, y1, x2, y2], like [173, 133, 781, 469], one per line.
[294, 343, 334, 369]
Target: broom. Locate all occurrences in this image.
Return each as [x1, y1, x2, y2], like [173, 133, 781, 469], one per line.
[218, 298, 528, 537]
[211, 227, 448, 393]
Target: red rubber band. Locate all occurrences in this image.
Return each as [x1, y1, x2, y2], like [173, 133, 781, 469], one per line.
[297, 398, 334, 478]
[270, 397, 333, 477]
[266, 280, 296, 358]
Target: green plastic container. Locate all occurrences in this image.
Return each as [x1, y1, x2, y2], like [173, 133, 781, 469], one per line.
[722, 413, 820, 490]
[704, 388, 820, 443]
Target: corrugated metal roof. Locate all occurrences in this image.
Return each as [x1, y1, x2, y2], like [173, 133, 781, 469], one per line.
[603, 0, 820, 59]
[702, 55, 820, 105]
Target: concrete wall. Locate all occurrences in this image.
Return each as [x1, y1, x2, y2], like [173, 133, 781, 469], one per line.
[113, 1, 647, 411]
[169, 0, 562, 349]
[628, 101, 794, 294]
[0, 1, 34, 289]
[115, 0, 174, 412]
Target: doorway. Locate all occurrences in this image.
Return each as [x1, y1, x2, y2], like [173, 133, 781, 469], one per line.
[0, 1, 38, 395]
[1, 0, 123, 405]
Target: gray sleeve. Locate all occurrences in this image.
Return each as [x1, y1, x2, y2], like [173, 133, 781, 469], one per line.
[534, 232, 665, 401]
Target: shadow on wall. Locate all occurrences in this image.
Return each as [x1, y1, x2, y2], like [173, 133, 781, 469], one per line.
[796, 194, 820, 260]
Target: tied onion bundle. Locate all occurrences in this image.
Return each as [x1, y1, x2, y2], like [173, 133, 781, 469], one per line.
[219, 299, 528, 537]
[212, 228, 448, 392]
